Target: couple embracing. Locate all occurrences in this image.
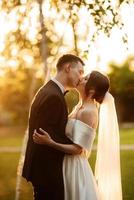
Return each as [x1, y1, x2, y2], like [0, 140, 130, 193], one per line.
[22, 54, 122, 200]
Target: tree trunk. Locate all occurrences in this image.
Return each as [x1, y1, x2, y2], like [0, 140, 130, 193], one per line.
[38, 0, 50, 84]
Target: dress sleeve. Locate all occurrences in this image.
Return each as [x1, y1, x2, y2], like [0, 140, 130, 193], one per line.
[69, 120, 95, 151]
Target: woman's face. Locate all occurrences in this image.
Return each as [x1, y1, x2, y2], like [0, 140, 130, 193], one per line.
[76, 74, 90, 94]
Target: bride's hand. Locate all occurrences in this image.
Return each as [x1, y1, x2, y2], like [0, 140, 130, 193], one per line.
[33, 128, 53, 145]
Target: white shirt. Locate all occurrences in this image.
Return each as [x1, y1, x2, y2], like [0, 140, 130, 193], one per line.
[51, 78, 65, 94]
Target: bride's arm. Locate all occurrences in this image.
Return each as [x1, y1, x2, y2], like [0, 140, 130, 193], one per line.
[33, 128, 82, 155]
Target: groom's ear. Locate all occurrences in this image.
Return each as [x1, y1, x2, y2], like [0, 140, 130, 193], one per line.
[64, 63, 71, 73]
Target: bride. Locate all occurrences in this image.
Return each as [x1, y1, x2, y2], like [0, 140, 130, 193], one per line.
[33, 71, 122, 200]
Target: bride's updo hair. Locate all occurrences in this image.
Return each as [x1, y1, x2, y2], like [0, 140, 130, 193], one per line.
[85, 71, 110, 104]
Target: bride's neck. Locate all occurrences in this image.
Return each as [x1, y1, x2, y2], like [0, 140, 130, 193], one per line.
[79, 94, 95, 107]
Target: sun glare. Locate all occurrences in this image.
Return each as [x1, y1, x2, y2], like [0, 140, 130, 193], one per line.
[0, 1, 134, 75]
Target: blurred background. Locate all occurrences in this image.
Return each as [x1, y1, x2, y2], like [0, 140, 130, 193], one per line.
[0, 0, 134, 199]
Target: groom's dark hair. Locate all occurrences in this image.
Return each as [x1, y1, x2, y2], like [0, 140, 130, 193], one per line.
[56, 54, 84, 71]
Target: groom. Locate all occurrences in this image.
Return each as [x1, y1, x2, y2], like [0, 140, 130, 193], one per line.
[22, 54, 84, 200]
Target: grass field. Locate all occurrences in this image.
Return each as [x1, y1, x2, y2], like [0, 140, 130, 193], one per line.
[0, 126, 133, 147]
[0, 126, 134, 200]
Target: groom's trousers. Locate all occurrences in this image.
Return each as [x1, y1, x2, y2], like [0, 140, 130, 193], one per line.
[33, 185, 64, 200]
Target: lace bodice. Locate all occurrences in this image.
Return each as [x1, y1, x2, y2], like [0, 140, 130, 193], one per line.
[65, 119, 96, 151]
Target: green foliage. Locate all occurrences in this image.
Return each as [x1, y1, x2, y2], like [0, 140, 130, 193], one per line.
[45, 0, 129, 59]
[0, 67, 43, 125]
[0, 0, 132, 125]
[65, 89, 79, 113]
[109, 57, 134, 122]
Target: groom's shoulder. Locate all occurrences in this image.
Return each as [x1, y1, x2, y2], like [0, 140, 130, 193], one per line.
[38, 80, 52, 91]
[34, 80, 54, 96]
[38, 80, 59, 93]
[32, 80, 62, 104]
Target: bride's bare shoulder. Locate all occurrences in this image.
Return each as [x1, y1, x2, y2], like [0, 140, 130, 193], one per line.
[79, 106, 98, 129]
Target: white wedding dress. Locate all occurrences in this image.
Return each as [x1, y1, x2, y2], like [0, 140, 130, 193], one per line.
[63, 118, 100, 200]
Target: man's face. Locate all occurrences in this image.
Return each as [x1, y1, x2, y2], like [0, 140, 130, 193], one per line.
[67, 61, 84, 88]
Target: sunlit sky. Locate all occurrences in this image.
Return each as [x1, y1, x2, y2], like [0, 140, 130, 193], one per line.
[0, 0, 134, 75]
[85, 1, 134, 73]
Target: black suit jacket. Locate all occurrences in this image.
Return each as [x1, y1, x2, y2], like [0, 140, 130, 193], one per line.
[22, 80, 72, 188]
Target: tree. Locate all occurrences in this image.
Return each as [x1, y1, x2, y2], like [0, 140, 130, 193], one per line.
[0, 66, 43, 125]
[109, 56, 134, 122]
[0, 0, 132, 125]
